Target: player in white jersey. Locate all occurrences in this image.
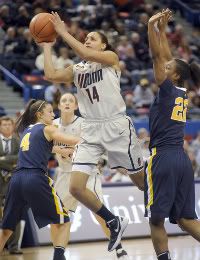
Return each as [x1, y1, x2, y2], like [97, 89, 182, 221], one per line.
[53, 93, 129, 259]
[40, 11, 144, 252]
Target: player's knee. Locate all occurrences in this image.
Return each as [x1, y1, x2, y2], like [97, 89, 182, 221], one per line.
[149, 217, 164, 227]
[0, 229, 13, 239]
[69, 184, 83, 198]
[177, 218, 189, 231]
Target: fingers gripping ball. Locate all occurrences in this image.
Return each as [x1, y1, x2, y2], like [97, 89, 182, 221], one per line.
[29, 13, 57, 43]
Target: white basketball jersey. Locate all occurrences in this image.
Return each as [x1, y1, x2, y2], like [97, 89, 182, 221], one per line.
[53, 116, 84, 172]
[73, 61, 126, 119]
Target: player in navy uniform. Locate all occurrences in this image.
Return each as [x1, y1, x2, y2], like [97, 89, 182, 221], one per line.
[0, 100, 79, 260]
[146, 9, 200, 260]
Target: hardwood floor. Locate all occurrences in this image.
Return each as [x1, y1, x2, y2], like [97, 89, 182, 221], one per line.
[1, 236, 200, 260]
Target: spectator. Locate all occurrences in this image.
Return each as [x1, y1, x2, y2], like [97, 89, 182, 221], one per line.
[124, 93, 137, 117]
[119, 61, 132, 92]
[191, 132, 200, 157]
[35, 48, 58, 72]
[44, 82, 65, 103]
[116, 36, 134, 61]
[56, 46, 74, 69]
[130, 32, 150, 68]
[15, 5, 31, 28]
[133, 78, 154, 108]
[137, 128, 150, 160]
[3, 27, 18, 55]
[0, 116, 24, 255]
[0, 5, 15, 31]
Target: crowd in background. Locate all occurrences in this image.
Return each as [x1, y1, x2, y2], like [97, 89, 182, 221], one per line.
[0, 0, 199, 180]
[0, 0, 200, 118]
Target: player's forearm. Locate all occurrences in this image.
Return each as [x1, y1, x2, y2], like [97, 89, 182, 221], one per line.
[160, 31, 172, 61]
[148, 24, 161, 59]
[43, 45, 56, 80]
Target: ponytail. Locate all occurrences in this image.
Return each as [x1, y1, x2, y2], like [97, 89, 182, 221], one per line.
[189, 62, 200, 88]
[96, 31, 115, 52]
[15, 99, 48, 135]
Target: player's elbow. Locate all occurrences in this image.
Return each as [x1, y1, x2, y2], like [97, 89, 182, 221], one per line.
[44, 72, 56, 82]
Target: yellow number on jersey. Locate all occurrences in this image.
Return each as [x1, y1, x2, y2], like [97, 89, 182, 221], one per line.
[171, 97, 188, 122]
[20, 133, 31, 151]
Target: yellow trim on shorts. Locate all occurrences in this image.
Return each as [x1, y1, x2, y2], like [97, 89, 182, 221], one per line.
[48, 177, 69, 217]
[146, 147, 157, 209]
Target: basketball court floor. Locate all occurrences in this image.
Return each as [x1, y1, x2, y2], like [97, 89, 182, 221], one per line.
[1, 235, 200, 260]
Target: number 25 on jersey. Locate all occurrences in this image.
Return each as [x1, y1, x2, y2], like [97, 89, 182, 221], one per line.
[171, 97, 188, 122]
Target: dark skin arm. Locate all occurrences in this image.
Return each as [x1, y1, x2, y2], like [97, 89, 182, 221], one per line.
[148, 10, 172, 85]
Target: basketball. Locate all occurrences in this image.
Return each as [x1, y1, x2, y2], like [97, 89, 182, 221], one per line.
[29, 13, 57, 43]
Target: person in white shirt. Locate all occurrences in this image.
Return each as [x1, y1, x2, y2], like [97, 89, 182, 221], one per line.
[53, 93, 129, 259]
[40, 11, 144, 252]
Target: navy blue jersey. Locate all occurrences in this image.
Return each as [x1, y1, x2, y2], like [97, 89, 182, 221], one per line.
[17, 123, 53, 172]
[149, 79, 188, 149]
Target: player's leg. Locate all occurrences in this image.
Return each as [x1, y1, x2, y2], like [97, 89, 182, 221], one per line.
[177, 218, 200, 241]
[25, 172, 70, 260]
[70, 170, 102, 211]
[53, 171, 78, 254]
[71, 125, 129, 251]
[144, 149, 178, 260]
[50, 222, 71, 260]
[0, 174, 25, 253]
[0, 229, 13, 252]
[149, 218, 171, 260]
[86, 172, 129, 259]
[94, 214, 129, 259]
[70, 170, 128, 251]
[174, 151, 199, 242]
[106, 117, 144, 190]
[128, 169, 144, 191]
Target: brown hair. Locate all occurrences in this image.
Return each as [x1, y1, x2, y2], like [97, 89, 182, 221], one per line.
[15, 99, 48, 135]
[96, 31, 115, 52]
[0, 116, 14, 126]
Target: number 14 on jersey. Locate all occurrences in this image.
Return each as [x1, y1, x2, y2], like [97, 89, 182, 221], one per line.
[86, 86, 99, 104]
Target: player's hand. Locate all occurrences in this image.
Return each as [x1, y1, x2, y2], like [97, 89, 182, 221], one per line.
[158, 9, 172, 32]
[35, 40, 56, 48]
[60, 147, 75, 159]
[148, 11, 168, 26]
[50, 11, 68, 36]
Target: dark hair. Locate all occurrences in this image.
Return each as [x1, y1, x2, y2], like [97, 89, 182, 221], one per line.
[96, 31, 114, 52]
[0, 116, 14, 125]
[15, 99, 48, 135]
[175, 59, 200, 88]
[190, 62, 200, 87]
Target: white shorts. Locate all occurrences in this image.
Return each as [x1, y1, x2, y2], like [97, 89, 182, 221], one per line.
[54, 168, 103, 212]
[72, 116, 143, 175]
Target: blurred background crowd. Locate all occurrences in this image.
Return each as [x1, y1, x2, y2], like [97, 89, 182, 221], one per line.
[0, 0, 199, 183]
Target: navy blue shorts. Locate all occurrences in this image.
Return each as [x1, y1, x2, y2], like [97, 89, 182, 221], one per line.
[144, 147, 197, 224]
[2, 169, 69, 231]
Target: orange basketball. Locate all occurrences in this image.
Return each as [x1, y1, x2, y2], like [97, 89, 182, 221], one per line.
[29, 13, 57, 43]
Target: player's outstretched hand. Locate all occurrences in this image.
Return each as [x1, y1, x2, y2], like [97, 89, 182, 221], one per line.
[148, 11, 168, 26]
[50, 11, 68, 36]
[158, 8, 172, 32]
